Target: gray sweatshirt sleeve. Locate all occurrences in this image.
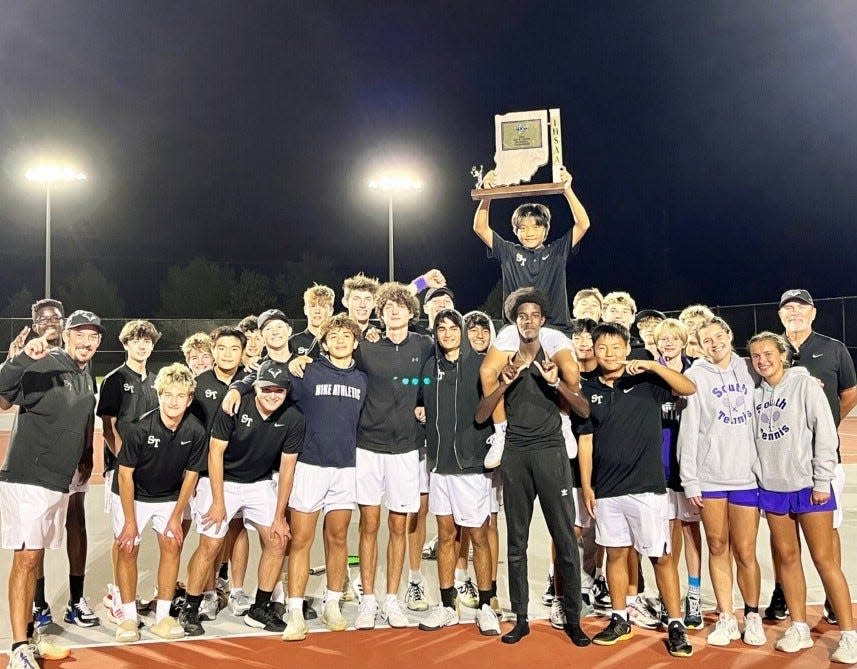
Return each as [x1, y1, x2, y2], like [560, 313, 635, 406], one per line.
[805, 381, 838, 493]
[678, 374, 703, 499]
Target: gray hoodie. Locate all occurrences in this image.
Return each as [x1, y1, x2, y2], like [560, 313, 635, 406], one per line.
[752, 366, 838, 493]
[677, 354, 758, 498]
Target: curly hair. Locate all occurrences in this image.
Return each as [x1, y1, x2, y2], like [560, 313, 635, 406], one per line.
[374, 282, 420, 320]
[319, 313, 362, 342]
[119, 319, 162, 345]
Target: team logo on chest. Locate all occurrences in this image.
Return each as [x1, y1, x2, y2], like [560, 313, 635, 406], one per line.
[205, 388, 218, 400]
[590, 393, 604, 405]
[123, 383, 135, 393]
[147, 435, 161, 448]
[240, 414, 254, 427]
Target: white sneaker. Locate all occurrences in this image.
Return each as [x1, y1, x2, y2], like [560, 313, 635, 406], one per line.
[832, 634, 857, 664]
[322, 599, 347, 632]
[708, 612, 741, 646]
[381, 598, 409, 628]
[775, 624, 814, 653]
[30, 630, 70, 660]
[355, 599, 377, 630]
[742, 611, 766, 646]
[342, 572, 357, 603]
[8, 644, 39, 669]
[199, 592, 219, 621]
[418, 605, 458, 631]
[455, 578, 478, 609]
[560, 412, 578, 459]
[104, 583, 124, 623]
[227, 590, 253, 616]
[281, 608, 308, 641]
[475, 603, 501, 636]
[627, 595, 660, 630]
[405, 581, 430, 611]
[550, 596, 567, 629]
[483, 432, 505, 469]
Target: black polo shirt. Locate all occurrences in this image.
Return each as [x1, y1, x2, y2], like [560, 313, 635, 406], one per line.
[579, 372, 671, 499]
[504, 349, 564, 450]
[113, 409, 208, 502]
[789, 331, 856, 427]
[289, 329, 320, 359]
[97, 364, 158, 472]
[210, 394, 304, 483]
[488, 230, 576, 328]
[190, 367, 246, 431]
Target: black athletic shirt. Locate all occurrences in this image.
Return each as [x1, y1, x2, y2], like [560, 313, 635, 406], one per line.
[210, 394, 304, 483]
[504, 348, 564, 450]
[569, 366, 600, 487]
[97, 364, 158, 472]
[190, 367, 247, 431]
[289, 329, 320, 359]
[113, 408, 208, 502]
[488, 230, 576, 328]
[789, 330, 856, 427]
[579, 372, 671, 499]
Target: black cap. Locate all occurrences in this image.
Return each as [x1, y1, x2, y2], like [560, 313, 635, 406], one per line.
[635, 309, 666, 323]
[255, 359, 291, 389]
[779, 289, 814, 308]
[257, 309, 290, 332]
[64, 310, 104, 333]
[423, 286, 455, 306]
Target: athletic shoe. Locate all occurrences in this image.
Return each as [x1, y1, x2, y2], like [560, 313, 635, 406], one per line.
[421, 535, 439, 560]
[355, 599, 377, 630]
[593, 613, 633, 646]
[244, 603, 286, 632]
[227, 590, 253, 616]
[775, 624, 813, 653]
[282, 608, 308, 641]
[381, 598, 409, 628]
[580, 592, 595, 618]
[455, 578, 478, 609]
[683, 595, 703, 630]
[707, 612, 740, 646]
[627, 595, 659, 630]
[178, 606, 205, 636]
[302, 599, 318, 621]
[483, 432, 505, 469]
[8, 644, 39, 669]
[342, 573, 357, 603]
[743, 611, 766, 646]
[592, 575, 611, 610]
[667, 620, 694, 657]
[490, 595, 502, 616]
[475, 604, 501, 636]
[150, 616, 185, 640]
[764, 585, 788, 621]
[824, 599, 839, 625]
[655, 597, 668, 627]
[64, 597, 100, 627]
[199, 592, 219, 621]
[550, 597, 566, 629]
[322, 599, 347, 631]
[405, 581, 430, 611]
[32, 604, 52, 629]
[115, 619, 140, 643]
[30, 631, 70, 660]
[269, 601, 286, 620]
[216, 575, 228, 592]
[541, 573, 555, 605]
[349, 573, 364, 603]
[832, 634, 857, 664]
[418, 605, 458, 631]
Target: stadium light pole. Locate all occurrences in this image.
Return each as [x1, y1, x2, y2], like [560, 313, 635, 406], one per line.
[367, 174, 422, 281]
[25, 164, 87, 298]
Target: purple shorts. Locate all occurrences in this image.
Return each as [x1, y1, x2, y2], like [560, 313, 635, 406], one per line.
[758, 487, 837, 515]
[701, 488, 759, 507]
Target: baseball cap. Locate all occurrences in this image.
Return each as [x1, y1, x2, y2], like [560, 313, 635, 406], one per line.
[64, 310, 104, 333]
[423, 286, 454, 306]
[255, 359, 291, 389]
[257, 309, 290, 332]
[779, 289, 814, 308]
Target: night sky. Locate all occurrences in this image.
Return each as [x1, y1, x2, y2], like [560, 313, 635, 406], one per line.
[1, 2, 856, 316]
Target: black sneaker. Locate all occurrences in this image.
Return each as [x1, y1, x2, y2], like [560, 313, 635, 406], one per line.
[667, 621, 693, 657]
[593, 613, 633, 646]
[244, 603, 287, 632]
[542, 573, 555, 605]
[763, 585, 788, 621]
[823, 599, 838, 625]
[178, 605, 205, 636]
[303, 599, 318, 621]
[683, 595, 703, 630]
[593, 575, 611, 610]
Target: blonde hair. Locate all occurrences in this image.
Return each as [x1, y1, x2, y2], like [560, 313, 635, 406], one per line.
[154, 363, 197, 395]
[748, 331, 791, 367]
[601, 291, 637, 314]
[679, 304, 715, 325]
[654, 318, 689, 346]
[303, 283, 335, 307]
[181, 332, 212, 359]
[573, 287, 604, 307]
[342, 273, 380, 301]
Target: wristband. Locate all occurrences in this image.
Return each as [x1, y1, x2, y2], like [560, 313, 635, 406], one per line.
[548, 380, 560, 389]
[412, 275, 429, 293]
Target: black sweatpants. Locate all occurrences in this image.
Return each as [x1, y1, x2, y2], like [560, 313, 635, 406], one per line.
[501, 444, 582, 622]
